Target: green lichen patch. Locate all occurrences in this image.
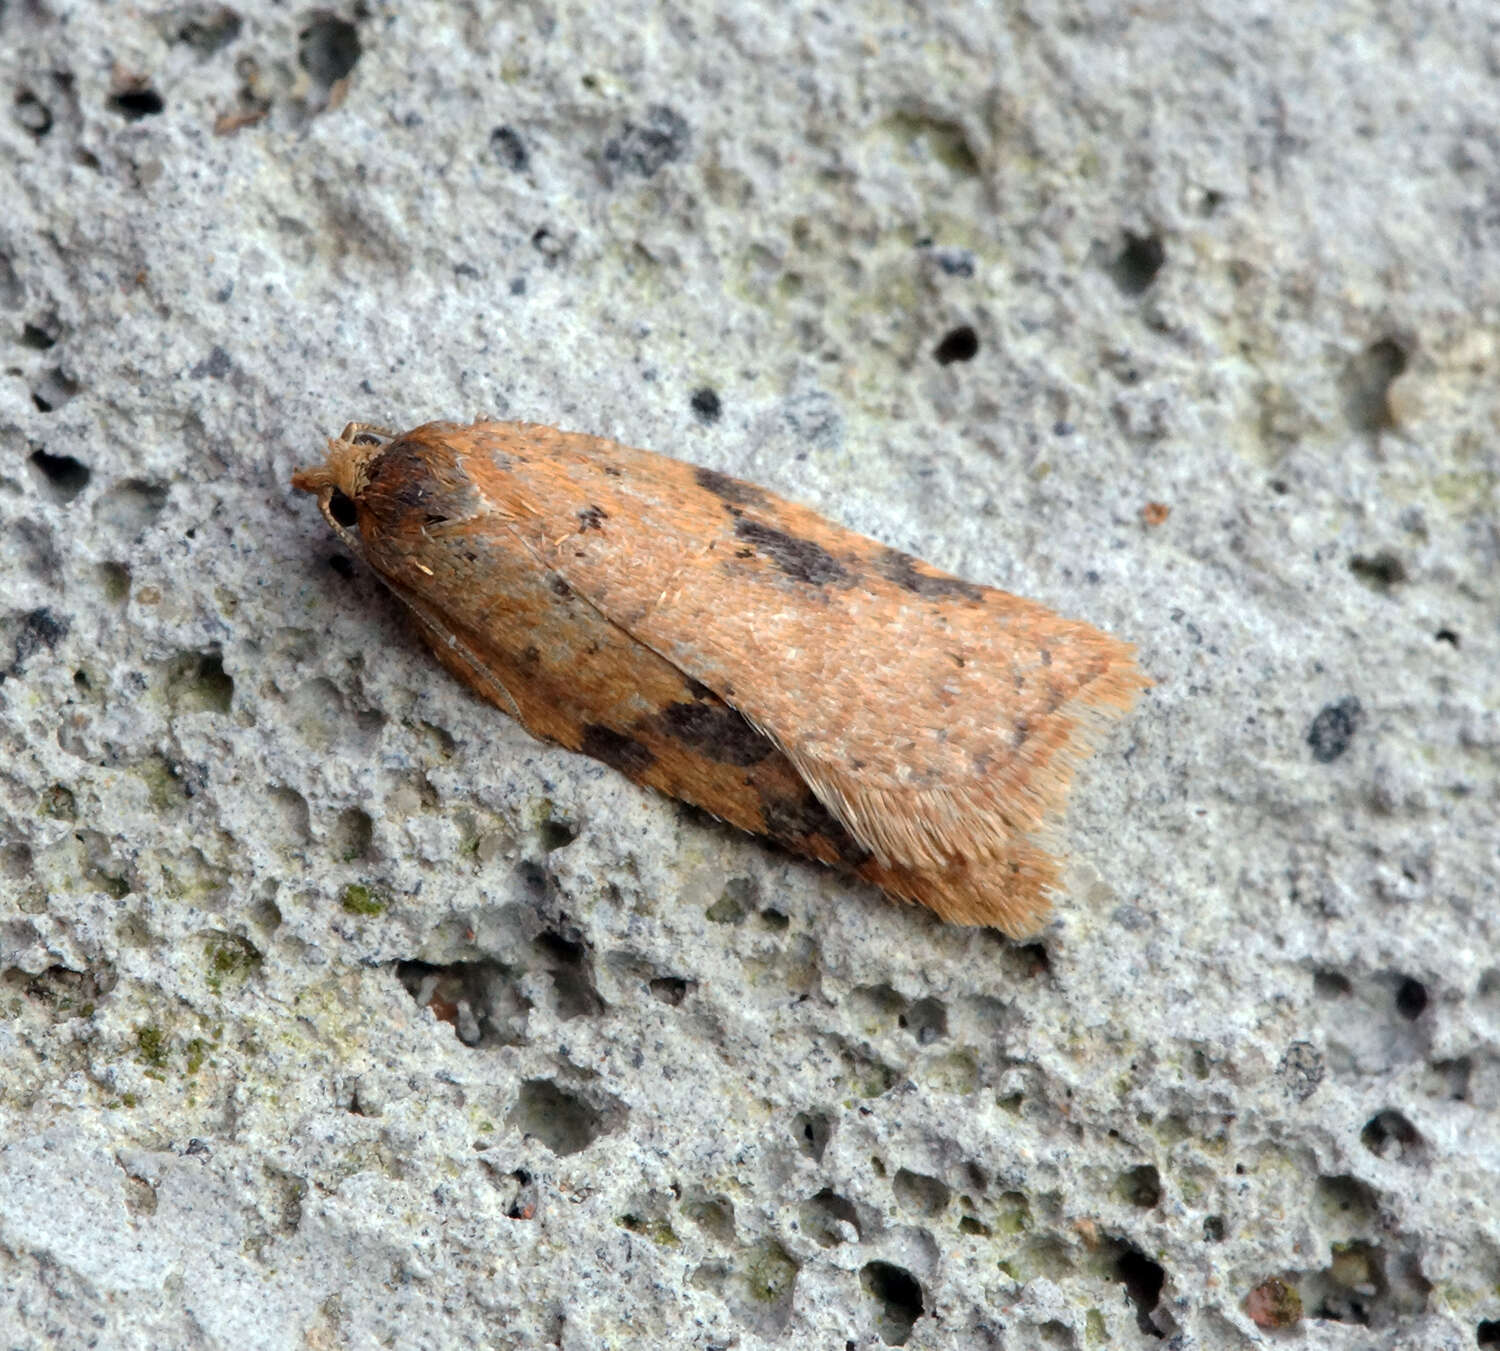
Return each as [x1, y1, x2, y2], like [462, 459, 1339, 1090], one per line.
[340, 884, 386, 916]
[135, 1024, 168, 1068]
[743, 1239, 798, 1306]
[204, 932, 262, 992]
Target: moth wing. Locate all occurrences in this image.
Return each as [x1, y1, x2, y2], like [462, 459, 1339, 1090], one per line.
[459, 423, 1147, 874]
[732, 602, 1146, 874]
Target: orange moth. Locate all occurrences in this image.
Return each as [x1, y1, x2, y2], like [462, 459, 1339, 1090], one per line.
[292, 420, 1148, 935]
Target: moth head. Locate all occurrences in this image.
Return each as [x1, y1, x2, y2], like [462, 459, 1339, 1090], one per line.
[290, 422, 398, 555]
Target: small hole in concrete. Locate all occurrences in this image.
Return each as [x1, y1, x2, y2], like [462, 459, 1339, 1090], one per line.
[933, 324, 978, 365]
[508, 1078, 610, 1155]
[690, 386, 722, 423]
[1360, 1109, 1422, 1162]
[1314, 969, 1353, 998]
[175, 7, 244, 56]
[861, 1260, 923, 1346]
[538, 817, 577, 852]
[792, 1111, 830, 1162]
[1342, 337, 1409, 433]
[13, 89, 53, 136]
[902, 996, 947, 1044]
[1349, 550, 1406, 591]
[108, 87, 165, 120]
[331, 806, 373, 861]
[648, 976, 691, 1005]
[29, 449, 91, 502]
[299, 14, 361, 87]
[1306, 696, 1363, 764]
[1120, 1163, 1162, 1208]
[892, 1168, 950, 1217]
[803, 1188, 861, 1246]
[1110, 231, 1166, 295]
[31, 367, 81, 412]
[488, 124, 528, 171]
[1117, 1248, 1166, 1337]
[1394, 977, 1427, 1020]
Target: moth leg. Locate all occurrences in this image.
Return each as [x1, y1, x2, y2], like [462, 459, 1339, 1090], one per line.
[338, 422, 401, 446]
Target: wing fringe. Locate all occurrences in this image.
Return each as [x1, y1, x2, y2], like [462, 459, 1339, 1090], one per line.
[779, 657, 1147, 934]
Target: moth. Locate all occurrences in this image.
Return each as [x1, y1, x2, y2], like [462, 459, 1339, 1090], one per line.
[292, 420, 1148, 935]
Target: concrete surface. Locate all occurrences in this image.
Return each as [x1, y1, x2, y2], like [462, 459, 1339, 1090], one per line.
[1, 1, 1497, 1347]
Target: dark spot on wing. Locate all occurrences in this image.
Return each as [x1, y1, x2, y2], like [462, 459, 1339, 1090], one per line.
[695, 465, 768, 508]
[761, 788, 871, 866]
[876, 547, 985, 602]
[578, 505, 607, 531]
[550, 575, 573, 599]
[659, 700, 776, 766]
[580, 724, 656, 777]
[366, 441, 436, 512]
[734, 518, 852, 588]
[365, 439, 479, 523]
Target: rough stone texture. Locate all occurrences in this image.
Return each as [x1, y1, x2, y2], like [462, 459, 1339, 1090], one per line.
[1, 2, 1497, 1348]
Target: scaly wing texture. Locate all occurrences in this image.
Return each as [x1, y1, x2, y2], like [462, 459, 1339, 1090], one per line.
[383, 420, 1148, 933]
[296, 421, 1147, 932]
[302, 424, 890, 913]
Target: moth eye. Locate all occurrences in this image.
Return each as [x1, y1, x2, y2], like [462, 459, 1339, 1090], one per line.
[328, 489, 358, 528]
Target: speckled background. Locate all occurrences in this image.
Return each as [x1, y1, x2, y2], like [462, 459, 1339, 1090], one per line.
[1, 3, 1498, 1348]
